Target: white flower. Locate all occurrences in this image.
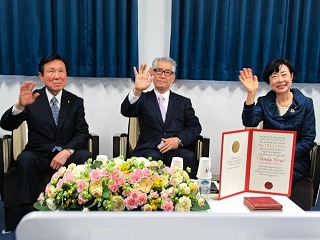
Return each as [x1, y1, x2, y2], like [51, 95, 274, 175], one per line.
[136, 157, 151, 167]
[72, 164, 86, 178]
[96, 155, 109, 161]
[113, 157, 124, 166]
[178, 183, 191, 195]
[46, 198, 57, 211]
[175, 196, 192, 211]
[198, 197, 205, 206]
[82, 207, 90, 212]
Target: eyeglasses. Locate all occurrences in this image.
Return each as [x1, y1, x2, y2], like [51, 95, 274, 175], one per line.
[153, 69, 175, 76]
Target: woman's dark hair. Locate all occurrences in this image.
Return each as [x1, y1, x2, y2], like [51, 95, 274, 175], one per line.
[38, 54, 68, 74]
[262, 59, 295, 84]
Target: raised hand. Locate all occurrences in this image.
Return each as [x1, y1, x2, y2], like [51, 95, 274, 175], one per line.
[16, 81, 40, 110]
[239, 68, 259, 105]
[133, 64, 154, 96]
[239, 68, 259, 94]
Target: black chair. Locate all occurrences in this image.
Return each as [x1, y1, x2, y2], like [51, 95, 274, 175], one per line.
[113, 117, 210, 161]
[0, 121, 99, 231]
[310, 142, 320, 206]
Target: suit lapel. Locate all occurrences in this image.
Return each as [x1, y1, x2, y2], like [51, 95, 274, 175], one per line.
[36, 88, 57, 128]
[165, 91, 177, 125]
[57, 90, 71, 129]
[148, 91, 165, 126]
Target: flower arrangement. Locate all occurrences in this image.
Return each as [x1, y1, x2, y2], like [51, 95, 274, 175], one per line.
[34, 156, 210, 212]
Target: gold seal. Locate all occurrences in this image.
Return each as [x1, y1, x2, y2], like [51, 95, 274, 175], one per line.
[232, 141, 240, 153]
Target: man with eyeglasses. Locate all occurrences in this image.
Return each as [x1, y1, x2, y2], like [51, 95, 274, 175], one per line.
[121, 57, 202, 179]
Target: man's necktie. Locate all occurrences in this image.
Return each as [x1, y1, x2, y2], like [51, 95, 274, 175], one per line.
[50, 96, 59, 125]
[158, 95, 166, 122]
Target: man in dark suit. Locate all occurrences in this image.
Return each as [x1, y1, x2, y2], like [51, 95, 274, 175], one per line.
[0, 54, 92, 227]
[121, 57, 202, 179]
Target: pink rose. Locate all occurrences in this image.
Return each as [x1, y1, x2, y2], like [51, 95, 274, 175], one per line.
[78, 195, 88, 204]
[89, 169, 103, 182]
[37, 192, 44, 203]
[109, 184, 120, 192]
[56, 178, 65, 189]
[141, 168, 152, 178]
[161, 199, 174, 212]
[150, 191, 159, 199]
[124, 196, 138, 210]
[110, 170, 125, 186]
[130, 189, 140, 199]
[63, 170, 75, 183]
[77, 180, 88, 193]
[129, 170, 142, 183]
[137, 192, 148, 206]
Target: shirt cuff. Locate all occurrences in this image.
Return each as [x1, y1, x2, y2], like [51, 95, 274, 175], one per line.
[12, 104, 23, 115]
[128, 91, 140, 104]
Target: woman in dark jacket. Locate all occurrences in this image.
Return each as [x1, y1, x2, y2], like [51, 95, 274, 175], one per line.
[239, 59, 316, 183]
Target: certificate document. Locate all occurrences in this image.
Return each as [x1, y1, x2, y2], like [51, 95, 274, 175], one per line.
[218, 129, 296, 200]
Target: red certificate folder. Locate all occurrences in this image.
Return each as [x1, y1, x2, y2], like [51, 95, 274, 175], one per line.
[218, 129, 296, 200]
[244, 196, 283, 211]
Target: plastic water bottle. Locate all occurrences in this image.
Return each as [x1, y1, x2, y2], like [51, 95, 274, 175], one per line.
[198, 178, 211, 200]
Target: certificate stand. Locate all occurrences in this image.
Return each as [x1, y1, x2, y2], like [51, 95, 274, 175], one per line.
[218, 129, 296, 200]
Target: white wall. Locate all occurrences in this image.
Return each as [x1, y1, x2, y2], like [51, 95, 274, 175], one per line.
[0, 1, 319, 175]
[1, 76, 319, 176]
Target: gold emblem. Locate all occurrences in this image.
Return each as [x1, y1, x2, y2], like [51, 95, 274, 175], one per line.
[232, 141, 240, 153]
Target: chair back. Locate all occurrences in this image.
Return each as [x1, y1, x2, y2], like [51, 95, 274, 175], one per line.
[12, 121, 28, 160]
[128, 117, 140, 153]
[1, 135, 11, 173]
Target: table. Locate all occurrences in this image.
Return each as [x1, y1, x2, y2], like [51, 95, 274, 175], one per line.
[16, 210, 320, 240]
[16, 193, 319, 240]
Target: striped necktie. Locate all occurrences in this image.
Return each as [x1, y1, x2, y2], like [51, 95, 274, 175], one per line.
[50, 96, 59, 125]
[158, 95, 166, 122]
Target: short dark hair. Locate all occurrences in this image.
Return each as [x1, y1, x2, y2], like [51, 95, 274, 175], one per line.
[38, 54, 68, 74]
[262, 59, 295, 84]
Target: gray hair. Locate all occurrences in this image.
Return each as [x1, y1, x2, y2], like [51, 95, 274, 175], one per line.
[152, 57, 176, 73]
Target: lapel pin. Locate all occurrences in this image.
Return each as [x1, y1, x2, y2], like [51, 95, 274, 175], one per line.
[290, 107, 296, 113]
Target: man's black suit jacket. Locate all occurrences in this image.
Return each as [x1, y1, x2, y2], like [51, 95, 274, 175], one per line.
[0, 87, 89, 154]
[121, 90, 202, 153]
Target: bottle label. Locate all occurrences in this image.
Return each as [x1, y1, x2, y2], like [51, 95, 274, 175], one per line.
[198, 178, 211, 197]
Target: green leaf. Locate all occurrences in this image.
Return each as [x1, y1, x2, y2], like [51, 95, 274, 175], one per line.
[102, 191, 110, 199]
[190, 199, 210, 211]
[33, 202, 50, 211]
[91, 160, 103, 169]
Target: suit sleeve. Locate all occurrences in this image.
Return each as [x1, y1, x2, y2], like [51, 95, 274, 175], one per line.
[242, 98, 264, 127]
[121, 94, 141, 117]
[295, 98, 316, 156]
[0, 106, 26, 131]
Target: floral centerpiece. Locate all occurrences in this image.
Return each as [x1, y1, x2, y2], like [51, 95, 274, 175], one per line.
[34, 156, 210, 212]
